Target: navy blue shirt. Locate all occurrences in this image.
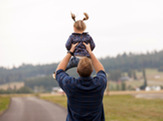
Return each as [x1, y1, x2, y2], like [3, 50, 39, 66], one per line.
[56, 69, 107, 121]
[65, 33, 95, 57]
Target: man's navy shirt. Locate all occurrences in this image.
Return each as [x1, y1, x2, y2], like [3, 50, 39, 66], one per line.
[56, 69, 107, 121]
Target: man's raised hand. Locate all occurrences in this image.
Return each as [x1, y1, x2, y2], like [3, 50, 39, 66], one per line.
[70, 43, 79, 52]
[83, 42, 92, 54]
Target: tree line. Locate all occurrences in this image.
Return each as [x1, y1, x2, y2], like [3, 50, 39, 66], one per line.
[0, 50, 163, 84]
[0, 50, 162, 92]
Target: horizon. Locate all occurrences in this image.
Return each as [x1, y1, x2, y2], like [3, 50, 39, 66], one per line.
[0, 0, 163, 68]
[1, 48, 162, 69]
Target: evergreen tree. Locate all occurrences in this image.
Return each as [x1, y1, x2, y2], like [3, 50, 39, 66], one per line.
[133, 70, 137, 80]
[143, 69, 147, 87]
[121, 82, 126, 91]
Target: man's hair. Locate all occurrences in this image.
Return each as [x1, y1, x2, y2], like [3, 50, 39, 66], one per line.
[77, 57, 93, 77]
[71, 13, 89, 31]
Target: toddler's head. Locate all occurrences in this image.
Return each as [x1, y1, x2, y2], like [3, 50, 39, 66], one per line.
[71, 13, 89, 33]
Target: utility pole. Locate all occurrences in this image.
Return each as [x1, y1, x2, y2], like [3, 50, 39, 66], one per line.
[143, 68, 147, 88]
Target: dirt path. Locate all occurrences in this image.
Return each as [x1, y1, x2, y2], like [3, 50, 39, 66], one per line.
[0, 97, 67, 121]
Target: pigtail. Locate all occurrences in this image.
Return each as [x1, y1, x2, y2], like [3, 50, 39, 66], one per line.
[83, 13, 89, 21]
[71, 13, 76, 22]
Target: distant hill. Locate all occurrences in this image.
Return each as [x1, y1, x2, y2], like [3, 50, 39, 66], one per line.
[100, 50, 163, 73]
[0, 50, 163, 85]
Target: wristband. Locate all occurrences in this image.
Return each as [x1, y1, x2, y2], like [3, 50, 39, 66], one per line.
[67, 51, 74, 56]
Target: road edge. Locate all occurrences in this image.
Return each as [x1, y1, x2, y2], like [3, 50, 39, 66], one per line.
[0, 97, 12, 118]
[36, 97, 67, 112]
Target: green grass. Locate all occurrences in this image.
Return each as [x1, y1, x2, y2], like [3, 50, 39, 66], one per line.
[0, 96, 10, 114]
[104, 95, 163, 121]
[136, 68, 163, 82]
[41, 95, 67, 108]
[41, 95, 163, 121]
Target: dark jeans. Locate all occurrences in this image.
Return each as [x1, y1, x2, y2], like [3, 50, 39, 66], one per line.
[65, 56, 80, 71]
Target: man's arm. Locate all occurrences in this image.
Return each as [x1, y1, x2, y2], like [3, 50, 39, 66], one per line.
[55, 43, 78, 77]
[83, 42, 104, 73]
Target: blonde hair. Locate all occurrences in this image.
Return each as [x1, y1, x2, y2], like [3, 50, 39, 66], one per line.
[77, 57, 93, 77]
[71, 13, 89, 31]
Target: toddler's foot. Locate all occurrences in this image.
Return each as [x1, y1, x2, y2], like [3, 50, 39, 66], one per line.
[52, 72, 55, 79]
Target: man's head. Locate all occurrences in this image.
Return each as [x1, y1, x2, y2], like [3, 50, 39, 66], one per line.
[77, 57, 93, 77]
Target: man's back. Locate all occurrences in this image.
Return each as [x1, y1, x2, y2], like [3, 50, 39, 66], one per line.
[56, 70, 107, 121]
[55, 41, 107, 121]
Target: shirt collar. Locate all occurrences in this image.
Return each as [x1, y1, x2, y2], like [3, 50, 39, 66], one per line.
[78, 76, 92, 81]
[72, 32, 88, 35]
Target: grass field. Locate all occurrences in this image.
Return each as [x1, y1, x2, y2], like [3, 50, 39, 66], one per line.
[108, 68, 163, 91]
[41, 94, 163, 121]
[136, 68, 163, 82]
[0, 96, 10, 115]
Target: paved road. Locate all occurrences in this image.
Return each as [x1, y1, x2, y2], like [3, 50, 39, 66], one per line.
[0, 97, 67, 121]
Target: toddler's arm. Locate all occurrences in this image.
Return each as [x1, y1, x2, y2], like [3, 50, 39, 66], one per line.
[65, 36, 72, 50]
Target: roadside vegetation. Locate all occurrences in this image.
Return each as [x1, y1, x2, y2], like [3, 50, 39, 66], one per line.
[41, 94, 163, 121]
[41, 95, 67, 108]
[0, 96, 10, 115]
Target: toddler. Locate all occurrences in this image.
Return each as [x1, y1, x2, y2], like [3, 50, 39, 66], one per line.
[65, 12, 95, 71]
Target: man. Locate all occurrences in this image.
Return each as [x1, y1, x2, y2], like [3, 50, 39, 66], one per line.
[55, 42, 107, 121]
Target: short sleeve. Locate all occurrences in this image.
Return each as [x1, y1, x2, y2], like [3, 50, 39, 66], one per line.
[56, 69, 70, 89]
[94, 70, 107, 88]
[97, 71, 107, 81]
[56, 69, 76, 94]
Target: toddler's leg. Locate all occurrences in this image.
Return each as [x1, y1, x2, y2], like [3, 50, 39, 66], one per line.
[65, 56, 80, 71]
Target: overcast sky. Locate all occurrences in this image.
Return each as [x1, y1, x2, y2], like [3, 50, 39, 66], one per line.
[0, 0, 163, 68]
